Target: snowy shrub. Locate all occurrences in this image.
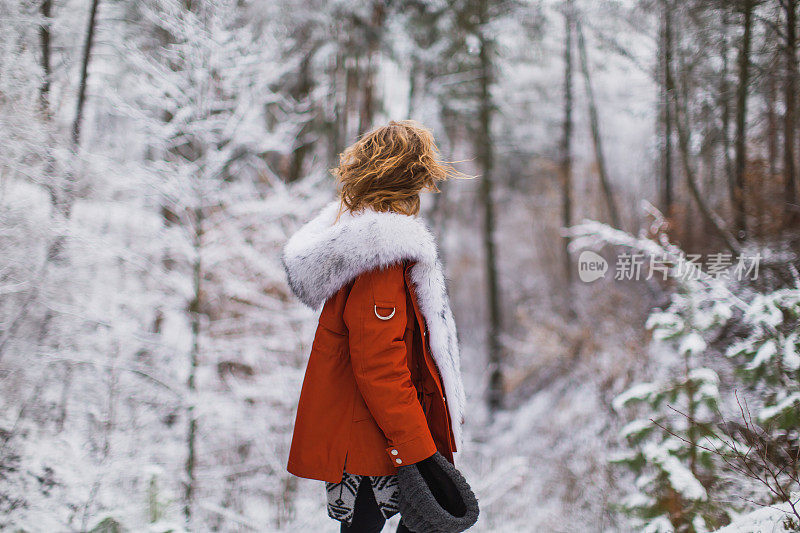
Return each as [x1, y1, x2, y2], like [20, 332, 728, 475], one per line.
[571, 218, 800, 531]
[612, 358, 730, 531]
[725, 289, 800, 431]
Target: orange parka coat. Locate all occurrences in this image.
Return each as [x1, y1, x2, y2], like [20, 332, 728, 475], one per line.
[282, 202, 465, 483]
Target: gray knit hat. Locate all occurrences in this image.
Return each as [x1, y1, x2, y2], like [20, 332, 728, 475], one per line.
[397, 452, 479, 532]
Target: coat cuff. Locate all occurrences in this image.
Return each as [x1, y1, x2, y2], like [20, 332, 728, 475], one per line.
[386, 435, 437, 466]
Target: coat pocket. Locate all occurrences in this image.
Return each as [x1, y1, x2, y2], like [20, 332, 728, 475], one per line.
[421, 391, 435, 416]
[313, 323, 348, 359]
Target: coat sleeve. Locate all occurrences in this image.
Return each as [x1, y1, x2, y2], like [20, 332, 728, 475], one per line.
[343, 263, 437, 467]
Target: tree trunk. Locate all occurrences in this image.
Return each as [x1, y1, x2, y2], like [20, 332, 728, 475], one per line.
[38, 0, 52, 115]
[576, 19, 621, 230]
[72, 0, 101, 147]
[560, 1, 575, 287]
[721, 18, 735, 219]
[477, 3, 503, 413]
[40, 0, 100, 276]
[358, 2, 385, 135]
[659, 0, 675, 220]
[767, 49, 779, 234]
[287, 50, 315, 183]
[184, 208, 203, 523]
[783, 0, 799, 225]
[331, 48, 345, 161]
[669, 44, 742, 253]
[407, 53, 419, 117]
[344, 55, 358, 143]
[733, 0, 753, 240]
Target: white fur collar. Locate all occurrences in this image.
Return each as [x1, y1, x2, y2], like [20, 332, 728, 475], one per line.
[282, 201, 465, 448]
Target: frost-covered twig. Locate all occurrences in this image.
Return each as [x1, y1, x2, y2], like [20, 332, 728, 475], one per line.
[650, 395, 800, 524]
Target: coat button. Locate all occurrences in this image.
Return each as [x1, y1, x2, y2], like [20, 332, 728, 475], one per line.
[391, 449, 398, 456]
[395, 458, 402, 464]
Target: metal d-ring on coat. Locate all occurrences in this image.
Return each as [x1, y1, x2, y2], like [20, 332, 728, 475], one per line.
[374, 305, 396, 320]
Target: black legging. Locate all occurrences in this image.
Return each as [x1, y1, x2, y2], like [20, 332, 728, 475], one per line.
[340, 479, 412, 533]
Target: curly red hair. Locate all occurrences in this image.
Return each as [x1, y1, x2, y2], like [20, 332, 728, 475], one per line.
[334, 120, 463, 217]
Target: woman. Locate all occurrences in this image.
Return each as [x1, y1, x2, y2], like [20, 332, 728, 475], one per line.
[282, 121, 467, 532]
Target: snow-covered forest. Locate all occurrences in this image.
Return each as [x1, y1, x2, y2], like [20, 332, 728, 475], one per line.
[1, 0, 799, 531]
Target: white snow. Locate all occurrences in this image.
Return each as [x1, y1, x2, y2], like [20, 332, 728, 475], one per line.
[783, 333, 800, 371]
[747, 340, 778, 370]
[758, 393, 800, 422]
[620, 418, 655, 438]
[643, 515, 675, 533]
[642, 443, 708, 501]
[613, 382, 660, 412]
[715, 497, 800, 533]
[680, 332, 707, 356]
[687, 368, 719, 385]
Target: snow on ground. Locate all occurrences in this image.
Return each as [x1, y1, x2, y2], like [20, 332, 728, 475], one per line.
[715, 498, 800, 533]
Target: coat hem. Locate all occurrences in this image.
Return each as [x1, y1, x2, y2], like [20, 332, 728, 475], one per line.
[287, 461, 343, 484]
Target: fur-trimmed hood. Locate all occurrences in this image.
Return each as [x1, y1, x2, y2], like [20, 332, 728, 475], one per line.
[282, 201, 465, 447]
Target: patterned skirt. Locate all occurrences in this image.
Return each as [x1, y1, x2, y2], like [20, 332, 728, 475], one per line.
[326, 471, 400, 525]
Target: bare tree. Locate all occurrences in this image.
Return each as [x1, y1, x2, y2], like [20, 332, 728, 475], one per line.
[476, 0, 503, 412]
[72, 0, 100, 147]
[358, 1, 385, 134]
[287, 46, 317, 183]
[721, 12, 735, 218]
[733, 0, 755, 240]
[679, 147, 742, 250]
[668, 29, 743, 253]
[38, 0, 52, 115]
[766, 48, 779, 187]
[782, 0, 799, 225]
[184, 207, 203, 522]
[560, 0, 575, 287]
[576, 18, 622, 230]
[659, 0, 675, 221]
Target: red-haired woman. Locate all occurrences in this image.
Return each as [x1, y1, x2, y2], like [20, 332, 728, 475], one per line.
[282, 121, 468, 532]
